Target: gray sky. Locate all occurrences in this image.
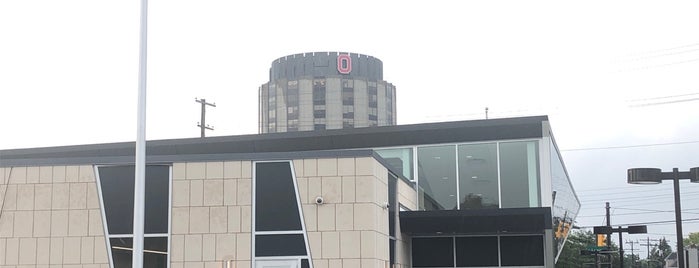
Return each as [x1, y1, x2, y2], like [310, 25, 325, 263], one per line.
[1, 0, 698, 257]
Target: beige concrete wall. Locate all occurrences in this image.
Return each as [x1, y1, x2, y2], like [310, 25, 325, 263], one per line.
[293, 157, 392, 268]
[170, 161, 253, 268]
[0, 155, 413, 268]
[0, 166, 109, 267]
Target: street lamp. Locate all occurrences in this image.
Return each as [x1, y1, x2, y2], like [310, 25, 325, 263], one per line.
[627, 167, 699, 268]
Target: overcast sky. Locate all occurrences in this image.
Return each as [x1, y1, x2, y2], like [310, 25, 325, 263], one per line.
[1, 0, 698, 257]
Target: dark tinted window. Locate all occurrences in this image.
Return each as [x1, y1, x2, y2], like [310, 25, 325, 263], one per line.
[110, 238, 133, 268]
[389, 239, 396, 265]
[456, 236, 499, 267]
[109, 237, 167, 268]
[500, 235, 544, 266]
[412, 237, 454, 267]
[388, 174, 397, 237]
[145, 166, 170, 234]
[301, 259, 310, 268]
[144, 237, 168, 268]
[255, 234, 307, 257]
[99, 166, 135, 234]
[255, 162, 302, 231]
[98, 165, 170, 234]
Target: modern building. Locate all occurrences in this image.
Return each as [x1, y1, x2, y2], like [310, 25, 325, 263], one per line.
[259, 52, 396, 133]
[0, 115, 579, 268]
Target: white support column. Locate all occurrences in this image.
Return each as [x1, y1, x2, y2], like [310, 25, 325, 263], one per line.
[133, 0, 148, 266]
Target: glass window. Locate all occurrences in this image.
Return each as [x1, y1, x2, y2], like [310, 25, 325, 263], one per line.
[255, 234, 307, 257]
[500, 235, 544, 266]
[412, 237, 454, 267]
[313, 110, 326, 118]
[388, 174, 397, 237]
[98, 165, 170, 235]
[145, 166, 170, 234]
[375, 147, 414, 181]
[98, 165, 170, 268]
[312, 79, 326, 105]
[418, 145, 457, 210]
[108, 237, 169, 268]
[255, 162, 302, 231]
[551, 140, 580, 258]
[144, 237, 169, 267]
[455, 236, 499, 267]
[499, 141, 540, 208]
[110, 238, 133, 268]
[98, 166, 136, 234]
[458, 143, 499, 209]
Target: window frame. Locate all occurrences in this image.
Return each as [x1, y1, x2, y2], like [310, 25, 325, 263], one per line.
[94, 164, 172, 268]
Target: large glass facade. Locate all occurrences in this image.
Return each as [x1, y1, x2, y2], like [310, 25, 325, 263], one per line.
[458, 143, 499, 209]
[375, 147, 414, 181]
[550, 140, 581, 260]
[378, 140, 542, 211]
[499, 141, 540, 208]
[418, 145, 458, 210]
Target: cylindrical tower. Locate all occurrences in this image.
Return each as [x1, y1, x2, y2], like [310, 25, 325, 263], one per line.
[259, 52, 396, 133]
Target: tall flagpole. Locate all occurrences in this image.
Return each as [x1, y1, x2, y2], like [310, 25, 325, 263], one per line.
[133, 0, 148, 266]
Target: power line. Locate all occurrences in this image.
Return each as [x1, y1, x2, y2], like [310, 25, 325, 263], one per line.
[621, 48, 699, 62]
[581, 195, 699, 206]
[581, 190, 699, 202]
[578, 186, 696, 197]
[578, 217, 699, 228]
[627, 92, 699, 102]
[629, 97, 699, 107]
[621, 43, 699, 58]
[616, 57, 699, 72]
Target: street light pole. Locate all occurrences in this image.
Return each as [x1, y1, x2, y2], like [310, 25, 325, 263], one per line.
[627, 167, 699, 268]
[673, 168, 685, 268]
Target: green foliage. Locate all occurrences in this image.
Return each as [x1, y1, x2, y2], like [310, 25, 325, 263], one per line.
[683, 232, 699, 247]
[556, 230, 622, 268]
[647, 238, 672, 267]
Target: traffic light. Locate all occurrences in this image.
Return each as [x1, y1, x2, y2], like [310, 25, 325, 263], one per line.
[597, 234, 607, 247]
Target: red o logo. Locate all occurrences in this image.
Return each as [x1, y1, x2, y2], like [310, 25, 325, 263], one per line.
[337, 54, 352, 74]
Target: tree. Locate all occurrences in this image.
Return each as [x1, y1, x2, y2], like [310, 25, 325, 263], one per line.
[647, 238, 672, 267]
[557, 230, 624, 268]
[683, 232, 699, 247]
[556, 230, 597, 268]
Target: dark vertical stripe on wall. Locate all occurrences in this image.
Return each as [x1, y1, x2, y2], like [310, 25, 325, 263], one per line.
[255, 162, 302, 231]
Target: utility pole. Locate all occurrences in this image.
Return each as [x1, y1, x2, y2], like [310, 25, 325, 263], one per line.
[605, 202, 612, 267]
[640, 237, 660, 263]
[195, 98, 216, 138]
[626, 240, 640, 267]
[485, 107, 489, 119]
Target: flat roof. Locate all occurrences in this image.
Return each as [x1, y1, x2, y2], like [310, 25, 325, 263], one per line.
[0, 115, 548, 167]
